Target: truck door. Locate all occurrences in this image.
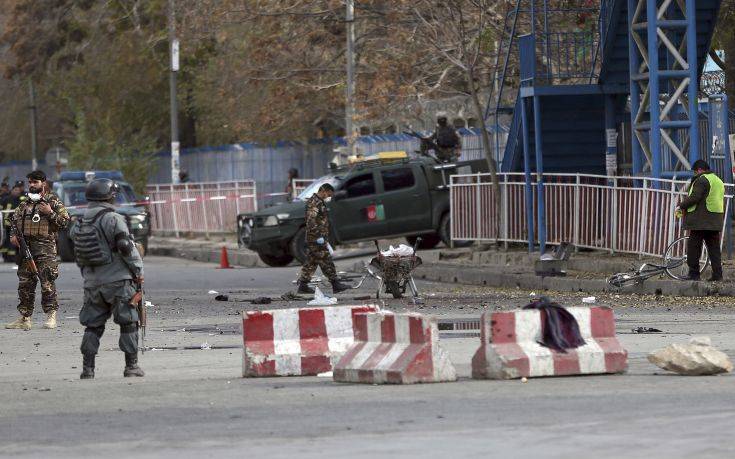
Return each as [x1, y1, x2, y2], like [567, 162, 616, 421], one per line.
[329, 171, 385, 242]
[379, 165, 432, 235]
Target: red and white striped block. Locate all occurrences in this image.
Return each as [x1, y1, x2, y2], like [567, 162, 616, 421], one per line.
[333, 312, 457, 384]
[242, 305, 378, 377]
[472, 306, 628, 379]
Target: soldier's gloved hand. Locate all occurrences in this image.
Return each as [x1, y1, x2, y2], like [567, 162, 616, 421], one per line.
[316, 237, 325, 245]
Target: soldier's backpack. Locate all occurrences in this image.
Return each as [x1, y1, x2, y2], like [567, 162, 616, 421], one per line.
[435, 125, 459, 148]
[72, 208, 115, 267]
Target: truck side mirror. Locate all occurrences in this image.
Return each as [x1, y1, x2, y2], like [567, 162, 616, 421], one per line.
[333, 190, 348, 201]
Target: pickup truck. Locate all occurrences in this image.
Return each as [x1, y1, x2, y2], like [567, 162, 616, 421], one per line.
[237, 155, 488, 266]
[54, 171, 151, 262]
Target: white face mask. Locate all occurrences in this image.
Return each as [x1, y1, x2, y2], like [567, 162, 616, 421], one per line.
[28, 193, 42, 202]
[324, 197, 332, 203]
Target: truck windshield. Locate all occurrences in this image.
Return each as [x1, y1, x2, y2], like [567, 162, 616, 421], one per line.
[297, 176, 342, 200]
[60, 183, 138, 207]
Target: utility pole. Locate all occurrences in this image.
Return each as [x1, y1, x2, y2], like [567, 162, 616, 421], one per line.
[168, 0, 180, 184]
[345, 0, 356, 155]
[28, 79, 38, 170]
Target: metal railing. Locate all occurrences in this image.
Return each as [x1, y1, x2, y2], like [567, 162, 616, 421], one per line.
[146, 180, 257, 236]
[450, 173, 733, 258]
[291, 178, 315, 199]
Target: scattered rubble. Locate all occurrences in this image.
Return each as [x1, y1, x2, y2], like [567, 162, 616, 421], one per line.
[648, 337, 734, 376]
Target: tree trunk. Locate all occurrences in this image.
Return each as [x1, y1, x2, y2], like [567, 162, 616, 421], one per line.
[467, 68, 502, 245]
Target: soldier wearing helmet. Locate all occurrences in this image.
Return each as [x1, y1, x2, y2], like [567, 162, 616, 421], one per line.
[430, 113, 461, 163]
[70, 178, 145, 379]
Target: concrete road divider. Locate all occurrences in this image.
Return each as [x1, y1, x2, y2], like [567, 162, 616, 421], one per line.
[472, 306, 627, 379]
[242, 305, 378, 377]
[333, 312, 457, 384]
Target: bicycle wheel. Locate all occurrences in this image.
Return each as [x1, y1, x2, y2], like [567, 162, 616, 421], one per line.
[664, 236, 709, 280]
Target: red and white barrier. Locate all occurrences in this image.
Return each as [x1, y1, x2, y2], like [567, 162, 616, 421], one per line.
[333, 312, 457, 384]
[241, 305, 378, 377]
[471, 306, 628, 380]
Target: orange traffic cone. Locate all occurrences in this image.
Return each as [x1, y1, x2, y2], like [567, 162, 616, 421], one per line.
[218, 246, 232, 269]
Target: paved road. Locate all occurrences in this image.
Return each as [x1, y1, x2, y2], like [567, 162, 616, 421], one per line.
[1, 256, 733, 458]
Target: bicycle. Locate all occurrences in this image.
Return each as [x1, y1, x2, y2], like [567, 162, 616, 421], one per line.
[606, 236, 710, 287]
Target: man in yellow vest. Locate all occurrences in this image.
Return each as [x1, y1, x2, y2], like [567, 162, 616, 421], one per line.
[677, 160, 725, 281]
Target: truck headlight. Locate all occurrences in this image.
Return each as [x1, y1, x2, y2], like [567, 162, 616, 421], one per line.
[129, 214, 147, 229]
[263, 215, 279, 227]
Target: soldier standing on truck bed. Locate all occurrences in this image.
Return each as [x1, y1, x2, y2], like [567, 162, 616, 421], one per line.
[5, 171, 69, 331]
[297, 183, 352, 294]
[431, 113, 461, 163]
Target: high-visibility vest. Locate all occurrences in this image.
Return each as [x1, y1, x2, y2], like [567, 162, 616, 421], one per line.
[687, 172, 724, 213]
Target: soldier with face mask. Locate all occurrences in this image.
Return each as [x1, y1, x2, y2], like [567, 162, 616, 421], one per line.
[70, 178, 145, 379]
[5, 170, 70, 330]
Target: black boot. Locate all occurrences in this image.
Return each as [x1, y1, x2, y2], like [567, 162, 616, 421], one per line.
[331, 279, 352, 293]
[80, 354, 95, 380]
[297, 281, 315, 294]
[123, 353, 145, 377]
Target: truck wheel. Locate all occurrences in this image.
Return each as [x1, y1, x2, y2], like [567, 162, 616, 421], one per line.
[289, 227, 308, 265]
[406, 235, 440, 250]
[57, 231, 75, 262]
[258, 252, 295, 267]
[439, 213, 473, 248]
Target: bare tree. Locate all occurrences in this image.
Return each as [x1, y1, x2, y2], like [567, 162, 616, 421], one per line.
[392, 0, 505, 242]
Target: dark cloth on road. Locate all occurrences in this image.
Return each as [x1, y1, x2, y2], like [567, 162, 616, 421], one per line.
[522, 297, 586, 353]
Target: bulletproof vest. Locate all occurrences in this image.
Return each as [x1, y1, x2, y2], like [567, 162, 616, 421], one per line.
[20, 203, 51, 237]
[73, 208, 115, 267]
[435, 126, 458, 148]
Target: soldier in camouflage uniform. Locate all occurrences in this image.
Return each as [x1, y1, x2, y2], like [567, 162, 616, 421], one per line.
[5, 170, 70, 331]
[297, 183, 351, 294]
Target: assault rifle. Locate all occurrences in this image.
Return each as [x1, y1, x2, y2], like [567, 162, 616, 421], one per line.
[129, 275, 147, 353]
[403, 131, 440, 162]
[12, 224, 41, 282]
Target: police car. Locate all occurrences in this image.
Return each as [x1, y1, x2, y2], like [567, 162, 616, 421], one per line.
[54, 171, 150, 262]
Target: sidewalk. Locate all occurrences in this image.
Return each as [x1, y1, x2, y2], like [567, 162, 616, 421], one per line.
[408, 246, 735, 297]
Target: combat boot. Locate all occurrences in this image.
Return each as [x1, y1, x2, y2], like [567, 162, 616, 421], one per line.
[331, 280, 352, 294]
[80, 354, 95, 380]
[297, 281, 315, 294]
[43, 311, 57, 329]
[5, 316, 31, 331]
[123, 353, 145, 377]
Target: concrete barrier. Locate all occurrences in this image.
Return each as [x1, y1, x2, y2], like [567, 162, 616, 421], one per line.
[333, 312, 457, 384]
[472, 306, 628, 379]
[242, 305, 378, 377]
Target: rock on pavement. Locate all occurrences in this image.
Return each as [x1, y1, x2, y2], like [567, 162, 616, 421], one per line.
[648, 336, 734, 376]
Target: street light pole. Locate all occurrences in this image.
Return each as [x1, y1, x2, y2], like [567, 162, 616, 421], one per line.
[28, 79, 38, 171]
[345, 0, 356, 155]
[168, 0, 180, 184]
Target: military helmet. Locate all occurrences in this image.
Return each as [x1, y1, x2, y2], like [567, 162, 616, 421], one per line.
[85, 178, 120, 202]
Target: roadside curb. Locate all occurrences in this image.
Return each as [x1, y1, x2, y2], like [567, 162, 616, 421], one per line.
[149, 244, 261, 267]
[411, 262, 735, 297]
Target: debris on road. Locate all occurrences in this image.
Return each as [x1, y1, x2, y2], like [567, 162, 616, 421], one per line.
[317, 371, 333, 378]
[582, 296, 596, 304]
[250, 297, 272, 305]
[353, 295, 372, 301]
[208, 290, 219, 295]
[200, 342, 212, 350]
[648, 336, 734, 376]
[632, 327, 662, 333]
[214, 294, 229, 301]
[281, 292, 307, 301]
[307, 287, 337, 306]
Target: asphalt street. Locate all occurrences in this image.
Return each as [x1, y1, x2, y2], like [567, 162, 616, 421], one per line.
[1, 256, 734, 458]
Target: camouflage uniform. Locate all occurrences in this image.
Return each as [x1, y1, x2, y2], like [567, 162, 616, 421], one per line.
[10, 193, 70, 317]
[298, 194, 337, 283]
